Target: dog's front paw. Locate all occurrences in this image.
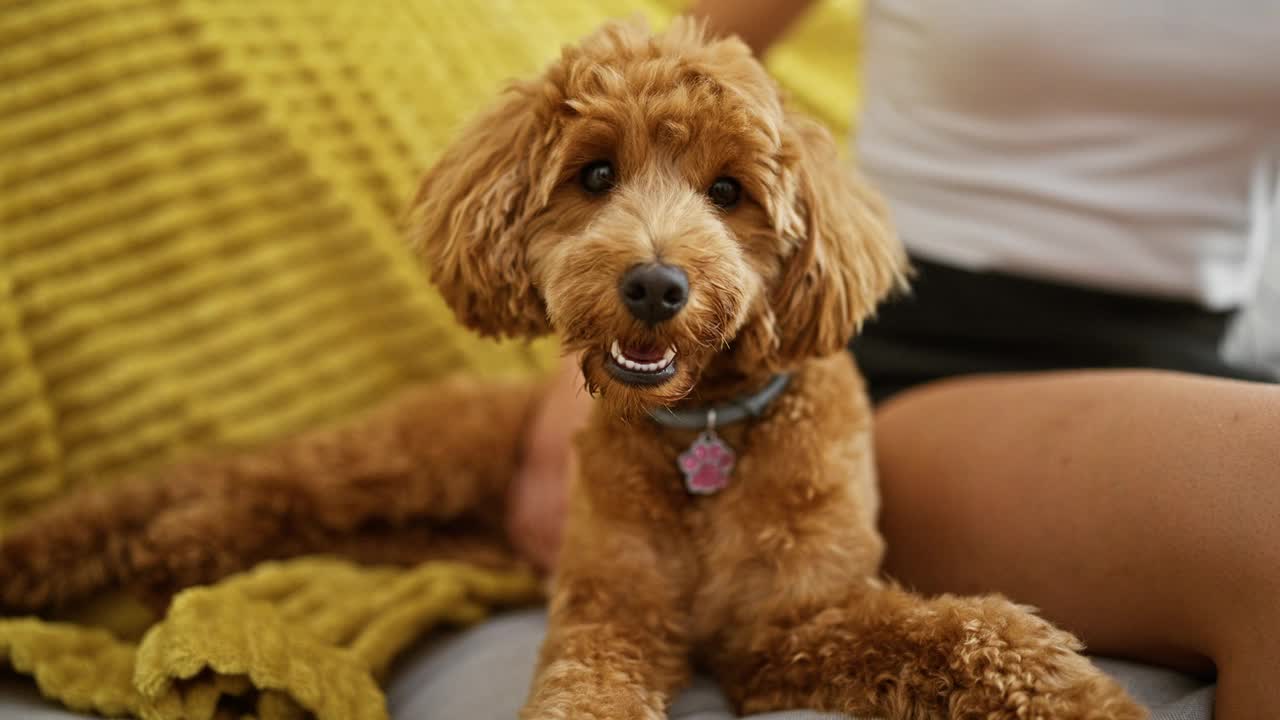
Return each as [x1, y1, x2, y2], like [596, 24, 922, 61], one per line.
[521, 661, 668, 720]
[948, 598, 1148, 720]
[520, 695, 665, 720]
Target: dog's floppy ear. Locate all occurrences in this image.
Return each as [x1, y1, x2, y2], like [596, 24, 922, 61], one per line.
[409, 83, 556, 338]
[767, 113, 909, 365]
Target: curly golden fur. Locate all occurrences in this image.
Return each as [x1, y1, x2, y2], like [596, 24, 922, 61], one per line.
[0, 379, 536, 612]
[0, 17, 1147, 720]
[411, 17, 1146, 720]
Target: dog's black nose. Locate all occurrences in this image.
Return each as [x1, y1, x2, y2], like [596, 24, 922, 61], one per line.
[619, 263, 688, 324]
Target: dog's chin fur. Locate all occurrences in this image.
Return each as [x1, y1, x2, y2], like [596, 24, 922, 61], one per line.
[576, 341, 710, 419]
[582, 351, 684, 417]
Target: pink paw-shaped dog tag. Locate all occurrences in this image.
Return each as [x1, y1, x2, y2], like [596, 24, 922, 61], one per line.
[678, 431, 735, 495]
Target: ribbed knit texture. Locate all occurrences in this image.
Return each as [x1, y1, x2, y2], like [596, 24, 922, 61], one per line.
[0, 559, 541, 719]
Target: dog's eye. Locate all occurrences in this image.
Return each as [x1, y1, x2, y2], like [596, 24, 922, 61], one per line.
[707, 177, 741, 209]
[579, 160, 616, 195]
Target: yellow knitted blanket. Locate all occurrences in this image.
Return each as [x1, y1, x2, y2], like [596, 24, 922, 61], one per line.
[1, 559, 541, 719]
[1, 1, 860, 717]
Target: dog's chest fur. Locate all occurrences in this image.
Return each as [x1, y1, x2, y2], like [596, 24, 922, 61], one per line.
[570, 353, 886, 646]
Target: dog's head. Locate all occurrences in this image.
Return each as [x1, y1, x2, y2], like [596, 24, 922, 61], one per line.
[411, 18, 907, 415]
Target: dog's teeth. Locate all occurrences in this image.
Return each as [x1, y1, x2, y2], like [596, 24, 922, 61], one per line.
[610, 341, 676, 374]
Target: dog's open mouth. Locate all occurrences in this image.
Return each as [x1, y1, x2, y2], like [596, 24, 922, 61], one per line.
[604, 340, 677, 386]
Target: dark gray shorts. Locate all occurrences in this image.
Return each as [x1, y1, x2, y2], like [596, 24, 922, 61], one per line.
[851, 257, 1271, 404]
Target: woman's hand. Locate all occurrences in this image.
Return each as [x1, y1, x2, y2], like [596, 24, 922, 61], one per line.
[509, 355, 593, 572]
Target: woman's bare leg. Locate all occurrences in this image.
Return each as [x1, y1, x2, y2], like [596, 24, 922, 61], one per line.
[873, 369, 1280, 719]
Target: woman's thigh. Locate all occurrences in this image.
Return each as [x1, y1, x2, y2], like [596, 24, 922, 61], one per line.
[873, 369, 1280, 675]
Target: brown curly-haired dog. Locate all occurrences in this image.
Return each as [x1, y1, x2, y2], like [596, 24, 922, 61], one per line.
[412, 18, 1146, 720]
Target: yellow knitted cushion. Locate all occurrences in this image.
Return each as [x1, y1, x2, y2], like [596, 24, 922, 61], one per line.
[0, 0, 860, 533]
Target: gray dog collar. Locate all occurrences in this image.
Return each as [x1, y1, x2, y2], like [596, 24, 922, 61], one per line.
[647, 373, 792, 430]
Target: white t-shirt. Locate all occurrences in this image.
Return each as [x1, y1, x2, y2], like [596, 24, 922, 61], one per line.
[854, 0, 1280, 310]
